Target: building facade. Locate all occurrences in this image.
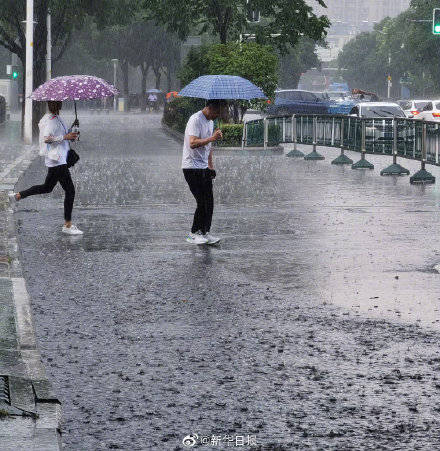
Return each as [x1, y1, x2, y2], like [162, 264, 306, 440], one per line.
[309, 0, 411, 61]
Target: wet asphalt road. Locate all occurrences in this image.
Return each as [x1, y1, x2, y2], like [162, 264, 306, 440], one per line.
[14, 112, 440, 450]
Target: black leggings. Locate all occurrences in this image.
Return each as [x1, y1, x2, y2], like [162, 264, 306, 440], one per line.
[183, 168, 214, 235]
[19, 164, 75, 221]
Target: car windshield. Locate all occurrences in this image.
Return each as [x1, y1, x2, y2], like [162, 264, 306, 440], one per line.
[362, 106, 406, 118]
[276, 91, 302, 101]
[415, 101, 429, 110]
[399, 101, 411, 110]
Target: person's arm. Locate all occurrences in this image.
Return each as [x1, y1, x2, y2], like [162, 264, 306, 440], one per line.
[43, 119, 77, 143]
[189, 129, 223, 149]
[44, 132, 78, 144]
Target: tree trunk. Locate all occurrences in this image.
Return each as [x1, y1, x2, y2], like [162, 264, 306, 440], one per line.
[154, 69, 161, 89]
[121, 60, 129, 98]
[166, 67, 172, 92]
[219, 27, 228, 44]
[140, 63, 149, 110]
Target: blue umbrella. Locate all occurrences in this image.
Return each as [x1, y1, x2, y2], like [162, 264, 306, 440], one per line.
[178, 75, 267, 100]
[146, 88, 162, 93]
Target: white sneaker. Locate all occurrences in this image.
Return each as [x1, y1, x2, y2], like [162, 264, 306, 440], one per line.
[186, 232, 208, 245]
[62, 224, 83, 235]
[203, 232, 220, 245]
[8, 192, 19, 203]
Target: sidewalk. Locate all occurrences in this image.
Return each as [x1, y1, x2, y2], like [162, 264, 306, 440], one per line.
[0, 118, 61, 450]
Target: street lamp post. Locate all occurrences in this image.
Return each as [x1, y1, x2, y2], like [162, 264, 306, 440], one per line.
[387, 51, 392, 99]
[24, 0, 34, 144]
[46, 10, 51, 81]
[111, 58, 118, 111]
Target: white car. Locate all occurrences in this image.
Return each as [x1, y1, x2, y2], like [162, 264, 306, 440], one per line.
[349, 102, 407, 119]
[398, 99, 431, 118]
[349, 102, 407, 141]
[416, 100, 440, 122]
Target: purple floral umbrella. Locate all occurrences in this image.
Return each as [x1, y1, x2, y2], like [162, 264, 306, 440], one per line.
[31, 75, 117, 101]
[31, 75, 118, 125]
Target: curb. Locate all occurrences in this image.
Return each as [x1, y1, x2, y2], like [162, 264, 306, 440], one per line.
[161, 121, 184, 143]
[0, 140, 62, 450]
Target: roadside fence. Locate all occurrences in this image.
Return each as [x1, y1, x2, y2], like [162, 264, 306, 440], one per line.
[242, 114, 440, 184]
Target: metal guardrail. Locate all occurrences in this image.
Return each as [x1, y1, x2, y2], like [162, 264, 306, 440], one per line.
[242, 114, 440, 184]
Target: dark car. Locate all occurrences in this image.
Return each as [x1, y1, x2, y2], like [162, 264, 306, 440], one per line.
[267, 89, 328, 116]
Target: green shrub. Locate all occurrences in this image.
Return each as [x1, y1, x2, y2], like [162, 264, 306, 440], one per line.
[162, 97, 205, 133]
[216, 123, 244, 147]
[163, 99, 244, 147]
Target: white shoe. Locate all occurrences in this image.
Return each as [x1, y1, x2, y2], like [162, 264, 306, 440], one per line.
[8, 192, 19, 203]
[203, 232, 220, 245]
[186, 232, 208, 245]
[62, 224, 83, 235]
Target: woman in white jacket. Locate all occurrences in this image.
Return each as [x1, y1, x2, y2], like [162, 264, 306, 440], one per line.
[13, 101, 83, 235]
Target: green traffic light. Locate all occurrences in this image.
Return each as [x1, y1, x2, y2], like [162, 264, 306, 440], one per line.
[435, 24, 440, 34]
[12, 71, 18, 79]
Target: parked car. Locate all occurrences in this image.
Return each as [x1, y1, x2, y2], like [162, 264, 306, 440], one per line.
[327, 91, 350, 102]
[266, 89, 328, 115]
[349, 102, 407, 141]
[349, 102, 406, 119]
[398, 99, 430, 117]
[416, 100, 440, 122]
[327, 91, 355, 115]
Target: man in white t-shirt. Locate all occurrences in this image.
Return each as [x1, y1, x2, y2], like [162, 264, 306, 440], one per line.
[182, 99, 226, 245]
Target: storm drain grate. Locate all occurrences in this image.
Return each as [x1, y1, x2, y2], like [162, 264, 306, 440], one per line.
[0, 375, 10, 404]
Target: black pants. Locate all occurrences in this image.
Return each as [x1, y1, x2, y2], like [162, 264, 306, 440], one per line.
[19, 164, 75, 221]
[183, 168, 214, 235]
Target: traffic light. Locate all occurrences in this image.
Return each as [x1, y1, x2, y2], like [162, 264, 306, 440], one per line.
[6, 64, 20, 80]
[433, 8, 440, 34]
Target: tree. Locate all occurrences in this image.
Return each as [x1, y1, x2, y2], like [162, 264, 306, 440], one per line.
[179, 42, 278, 121]
[337, 31, 386, 96]
[124, 22, 156, 105]
[143, 0, 329, 53]
[0, 0, 137, 133]
[125, 21, 180, 105]
[401, 0, 440, 93]
[87, 24, 135, 98]
[278, 38, 320, 89]
[90, 20, 181, 108]
[336, 0, 440, 98]
[207, 42, 278, 97]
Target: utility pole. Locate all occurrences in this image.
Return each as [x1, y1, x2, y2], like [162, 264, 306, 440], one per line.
[46, 10, 51, 81]
[24, 0, 34, 144]
[387, 51, 392, 99]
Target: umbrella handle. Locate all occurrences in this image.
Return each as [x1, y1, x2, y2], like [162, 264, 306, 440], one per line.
[74, 101, 79, 126]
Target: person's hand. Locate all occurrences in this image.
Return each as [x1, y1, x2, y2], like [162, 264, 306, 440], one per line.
[64, 132, 79, 141]
[211, 129, 223, 141]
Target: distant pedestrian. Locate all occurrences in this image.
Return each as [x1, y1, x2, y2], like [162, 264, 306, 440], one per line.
[147, 93, 158, 112]
[182, 99, 226, 245]
[12, 101, 83, 235]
